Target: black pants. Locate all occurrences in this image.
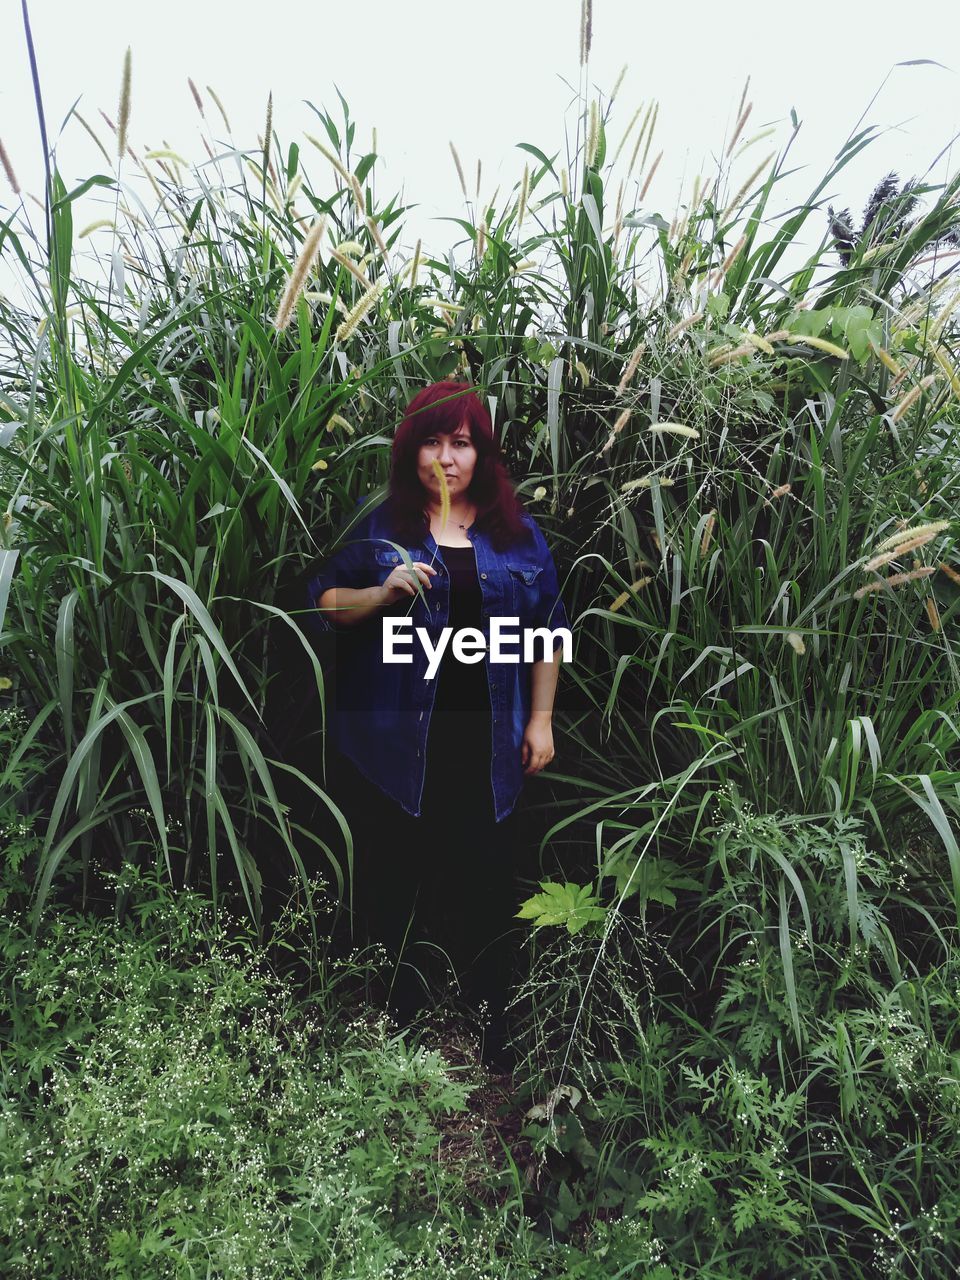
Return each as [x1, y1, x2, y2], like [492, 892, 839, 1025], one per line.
[331, 710, 521, 1032]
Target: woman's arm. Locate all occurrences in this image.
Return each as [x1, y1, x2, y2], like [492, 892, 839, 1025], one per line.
[521, 650, 562, 775]
[317, 584, 390, 628]
[317, 560, 438, 628]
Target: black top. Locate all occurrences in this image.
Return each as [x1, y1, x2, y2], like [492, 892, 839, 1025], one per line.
[431, 544, 490, 719]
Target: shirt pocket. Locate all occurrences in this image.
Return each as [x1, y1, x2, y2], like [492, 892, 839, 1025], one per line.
[373, 547, 434, 612]
[506, 562, 545, 622]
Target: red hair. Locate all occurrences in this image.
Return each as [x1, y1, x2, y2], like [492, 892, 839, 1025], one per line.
[386, 381, 531, 550]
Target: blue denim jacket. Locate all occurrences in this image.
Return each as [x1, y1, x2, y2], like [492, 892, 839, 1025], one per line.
[305, 498, 570, 822]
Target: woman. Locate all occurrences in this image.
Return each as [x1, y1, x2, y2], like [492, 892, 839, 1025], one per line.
[306, 381, 570, 1063]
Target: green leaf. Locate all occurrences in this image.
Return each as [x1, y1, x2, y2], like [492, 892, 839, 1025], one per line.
[516, 881, 607, 934]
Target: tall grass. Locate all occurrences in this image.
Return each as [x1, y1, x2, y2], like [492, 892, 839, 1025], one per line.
[2, 19, 960, 1270]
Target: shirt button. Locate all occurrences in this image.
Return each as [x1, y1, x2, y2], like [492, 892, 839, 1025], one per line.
[480, 572, 487, 579]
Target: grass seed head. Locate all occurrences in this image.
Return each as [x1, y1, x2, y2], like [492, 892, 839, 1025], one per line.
[188, 77, 204, 114]
[586, 101, 599, 169]
[616, 342, 646, 395]
[853, 566, 937, 599]
[579, 0, 593, 65]
[0, 139, 20, 195]
[700, 510, 717, 559]
[872, 519, 950, 554]
[273, 217, 327, 332]
[449, 142, 467, 199]
[890, 374, 936, 422]
[117, 48, 132, 159]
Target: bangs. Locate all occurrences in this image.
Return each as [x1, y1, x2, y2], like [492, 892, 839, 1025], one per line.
[404, 383, 488, 446]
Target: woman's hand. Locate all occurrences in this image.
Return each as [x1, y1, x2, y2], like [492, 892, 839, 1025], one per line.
[381, 561, 437, 603]
[521, 715, 554, 776]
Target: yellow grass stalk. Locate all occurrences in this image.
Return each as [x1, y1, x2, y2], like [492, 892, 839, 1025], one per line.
[560, 168, 569, 199]
[336, 280, 386, 344]
[611, 407, 632, 435]
[711, 233, 747, 287]
[734, 126, 777, 160]
[862, 548, 902, 573]
[349, 172, 365, 214]
[305, 291, 346, 316]
[616, 342, 646, 395]
[335, 240, 364, 259]
[449, 142, 467, 199]
[872, 519, 950, 554]
[622, 475, 674, 493]
[725, 102, 753, 158]
[609, 576, 652, 612]
[273, 217, 327, 332]
[409, 239, 422, 289]
[424, 298, 464, 313]
[367, 216, 388, 259]
[666, 311, 703, 341]
[326, 413, 355, 435]
[586, 101, 599, 169]
[600, 408, 632, 455]
[709, 343, 755, 366]
[872, 345, 902, 378]
[575, 359, 591, 386]
[864, 531, 941, 570]
[786, 631, 806, 654]
[0, 139, 20, 195]
[145, 149, 189, 167]
[890, 374, 937, 423]
[700, 510, 717, 559]
[939, 561, 960, 586]
[745, 332, 775, 356]
[517, 164, 530, 226]
[649, 423, 700, 439]
[719, 153, 774, 223]
[285, 174, 303, 204]
[925, 596, 942, 633]
[331, 250, 372, 290]
[79, 219, 115, 238]
[639, 150, 662, 201]
[784, 334, 849, 360]
[931, 346, 960, 396]
[117, 48, 132, 159]
[611, 63, 628, 102]
[431, 459, 451, 532]
[206, 85, 231, 132]
[306, 135, 352, 185]
[853, 566, 937, 599]
[310, 458, 328, 471]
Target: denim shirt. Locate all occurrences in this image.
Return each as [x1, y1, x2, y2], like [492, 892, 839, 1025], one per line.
[304, 498, 571, 822]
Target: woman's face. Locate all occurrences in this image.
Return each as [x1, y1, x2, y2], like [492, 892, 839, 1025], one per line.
[416, 420, 478, 505]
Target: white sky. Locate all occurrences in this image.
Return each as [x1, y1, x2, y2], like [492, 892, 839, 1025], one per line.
[1, 0, 960, 291]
